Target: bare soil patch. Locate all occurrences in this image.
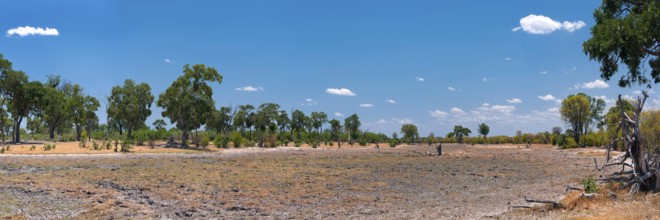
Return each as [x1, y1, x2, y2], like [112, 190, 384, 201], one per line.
[0, 144, 605, 219]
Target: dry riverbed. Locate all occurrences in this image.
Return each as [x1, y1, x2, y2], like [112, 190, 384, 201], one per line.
[0, 144, 604, 219]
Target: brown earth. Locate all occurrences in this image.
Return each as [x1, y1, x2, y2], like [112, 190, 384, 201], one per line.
[0, 143, 629, 219]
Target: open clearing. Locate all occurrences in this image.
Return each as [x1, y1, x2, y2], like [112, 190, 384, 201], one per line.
[0, 144, 612, 219]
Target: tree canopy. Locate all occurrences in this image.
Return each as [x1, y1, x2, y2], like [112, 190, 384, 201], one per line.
[477, 123, 490, 141]
[583, 0, 660, 88]
[400, 123, 418, 145]
[108, 79, 154, 138]
[157, 64, 222, 147]
[560, 93, 592, 145]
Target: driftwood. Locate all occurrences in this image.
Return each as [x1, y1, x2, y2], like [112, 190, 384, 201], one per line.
[599, 91, 660, 192]
[524, 196, 562, 208]
[565, 185, 582, 192]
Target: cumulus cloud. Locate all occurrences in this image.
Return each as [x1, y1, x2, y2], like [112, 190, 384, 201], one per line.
[482, 103, 490, 107]
[451, 107, 465, 115]
[512, 14, 586, 35]
[429, 110, 448, 119]
[538, 94, 557, 101]
[326, 88, 356, 96]
[360, 104, 374, 108]
[334, 112, 344, 117]
[6, 26, 59, 37]
[505, 57, 512, 62]
[385, 99, 397, 104]
[305, 98, 313, 102]
[392, 118, 415, 124]
[235, 86, 264, 92]
[491, 105, 516, 113]
[164, 59, 172, 63]
[448, 86, 456, 91]
[302, 98, 317, 106]
[506, 98, 522, 104]
[416, 77, 425, 82]
[575, 79, 609, 89]
[376, 119, 388, 124]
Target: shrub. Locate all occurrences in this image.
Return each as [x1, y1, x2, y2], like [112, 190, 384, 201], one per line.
[30, 145, 36, 151]
[92, 141, 100, 150]
[582, 178, 599, 193]
[121, 138, 133, 152]
[214, 135, 229, 148]
[231, 132, 243, 148]
[389, 139, 398, 148]
[245, 139, 255, 147]
[105, 141, 112, 150]
[79, 138, 87, 148]
[114, 139, 119, 152]
[294, 140, 302, 147]
[0, 147, 4, 153]
[43, 144, 56, 151]
[201, 135, 210, 148]
[359, 139, 367, 146]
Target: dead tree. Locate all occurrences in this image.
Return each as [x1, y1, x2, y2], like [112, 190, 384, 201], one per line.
[601, 91, 660, 192]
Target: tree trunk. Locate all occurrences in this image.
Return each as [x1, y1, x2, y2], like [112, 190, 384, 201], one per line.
[75, 124, 82, 141]
[181, 130, 189, 148]
[49, 127, 55, 139]
[13, 117, 21, 143]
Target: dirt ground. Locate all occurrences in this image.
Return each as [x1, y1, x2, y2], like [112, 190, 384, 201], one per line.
[0, 143, 627, 219]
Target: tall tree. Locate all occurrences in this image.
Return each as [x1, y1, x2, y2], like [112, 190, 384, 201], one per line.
[233, 104, 254, 135]
[400, 123, 418, 145]
[310, 111, 328, 139]
[41, 75, 68, 139]
[157, 64, 222, 147]
[586, 96, 606, 133]
[291, 109, 306, 139]
[107, 79, 154, 138]
[253, 103, 280, 147]
[207, 106, 233, 136]
[1, 68, 45, 143]
[448, 125, 471, 144]
[583, 0, 660, 88]
[344, 114, 361, 143]
[560, 93, 591, 145]
[82, 96, 100, 141]
[329, 119, 341, 147]
[477, 123, 490, 141]
[276, 110, 290, 135]
[152, 119, 167, 130]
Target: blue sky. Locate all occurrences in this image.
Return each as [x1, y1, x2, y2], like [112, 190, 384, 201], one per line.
[1, 0, 658, 136]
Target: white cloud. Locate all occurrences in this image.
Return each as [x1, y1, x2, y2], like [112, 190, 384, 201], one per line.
[538, 94, 560, 102]
[385, 99, 397, 104]
[448, 86, 456, 91]
[6, 26, 59, 37]
[164, 59, 172, 63]
[633, 90, 642, 95]
[334, 112, 344, 117]
[491, 105, 516, 113]
[451, 107, 465, 115]
[483, 78, 488, 82]
[392, 118, 415, 124]
[562, 21, 587, 32]
[376, 119, 388, 124]
[506, 98, 522, 104]
[482, 103, 490, 107]
[359, 103, 374, 108]
[235, 86, 264, 92]
[575, 79, 609, 89]
[540, 70, 548, 75]
[505, 57, 512, 61]
[416, 77, 425, 82]
[512, 14, 586, 35]
[326, 88, 356, 96]
[429, 110, 448, 119]
[305, 98, 313, 102]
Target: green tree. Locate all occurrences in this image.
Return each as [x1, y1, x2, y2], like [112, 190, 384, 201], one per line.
[233, 104, 254, 135]
[344, 114, 361, 144]
[551, 126, 562, 135]
[157, 64, 222, 147]
[1, 67, 45, 143]
[276, 110, 290, 136]
[448, 125, 471, 144]
[477, 123, 490, 142]
[310, 111, 328, 140]
[41, 75, 68, 139]
[583, 1, 660, 88]
[291, 109, 306, 139]
[207, 106, 233, 136]
[587, 96, 606, 132]
[560, 93, 591, 145]
[107, 79, 154, 138]
[253, 103, 280, 147]
[329, 119, 342, 147]
[605, 98, 635, 150]
[152, 119, 167, 130]
[83, 96, 100, 141]
[400, 123, 418, 145]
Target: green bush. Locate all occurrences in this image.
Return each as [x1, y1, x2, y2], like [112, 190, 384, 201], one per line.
[43, 144, 56, 151]
[582, 178, 599, 193]
[201, 135, 210, 148]
[114, 139, 119, 152]
[105, 141, 112, 150]
[359, 139, 367, 146]
[121, 138, 133, 152]
[79, 138, 87, 148]
[294, 140, 302, 147]
[214, 135, 229, 148]
[92, 141, 100, 150]
[389, 139, 398, 148]
[30, 145, 36, 151]
[0, 147, 4, 153]
[230, 132, 243, 148]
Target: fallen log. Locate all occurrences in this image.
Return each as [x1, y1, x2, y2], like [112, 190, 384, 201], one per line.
[524, 196, 562, 208]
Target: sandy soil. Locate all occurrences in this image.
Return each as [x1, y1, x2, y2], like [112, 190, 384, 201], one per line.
[0, 144, 606, 219]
